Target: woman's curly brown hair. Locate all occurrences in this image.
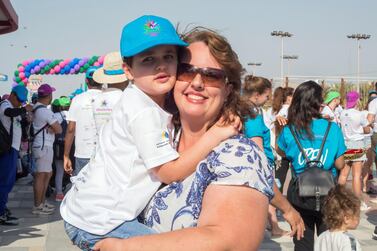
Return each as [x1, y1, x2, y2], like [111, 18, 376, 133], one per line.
[322, 185, 360, 230]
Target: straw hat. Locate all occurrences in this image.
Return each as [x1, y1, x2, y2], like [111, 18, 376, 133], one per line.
[93, 52, 128, 84]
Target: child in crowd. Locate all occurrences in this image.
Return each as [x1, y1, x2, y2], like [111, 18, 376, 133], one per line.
[60, 15, 240, 250]
[315, 185, 362, 251]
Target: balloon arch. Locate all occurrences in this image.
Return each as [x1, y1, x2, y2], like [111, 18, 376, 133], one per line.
[13, 56, 105, 87]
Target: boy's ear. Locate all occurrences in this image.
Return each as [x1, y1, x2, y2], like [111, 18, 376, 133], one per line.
[123, 63, 134, 81]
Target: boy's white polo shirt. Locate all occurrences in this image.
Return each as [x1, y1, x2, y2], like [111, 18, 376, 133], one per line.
[0, 100, 22, 150]
[60, 84, 179, 235]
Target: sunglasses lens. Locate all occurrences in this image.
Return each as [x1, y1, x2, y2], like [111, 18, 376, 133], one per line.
[177, 63, 226, 88]
[202, 69, 226, 87]
[177, 64, 196, 82]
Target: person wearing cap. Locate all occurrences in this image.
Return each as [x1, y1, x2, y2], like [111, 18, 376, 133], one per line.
[321, 90, 341, 124]
[63, 66, 102, 176]
[338, 91, 371, 211]
[90, 51, 128, 137]
[51, 97, 71, 202]
[61, 15, 239, 249]
[31, 83, 62, 215]
[0, 85, 32, 225]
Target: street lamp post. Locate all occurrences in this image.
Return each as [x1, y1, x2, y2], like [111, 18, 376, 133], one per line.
[247, 62, 262, 75]
[282, 55, 298, 77]
[347, 33, 371, 92]
[271, 30, 293, 86]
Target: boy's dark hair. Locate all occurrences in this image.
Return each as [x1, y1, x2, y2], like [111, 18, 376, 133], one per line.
[86, 77, 102, 89]
[322, 185, 360, 230]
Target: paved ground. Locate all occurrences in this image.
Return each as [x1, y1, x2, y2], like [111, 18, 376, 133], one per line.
[1, 175, 377, 251]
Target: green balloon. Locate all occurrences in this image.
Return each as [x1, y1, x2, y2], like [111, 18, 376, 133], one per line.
[88, 59, 94, 65]
[79, 68, 85, 73]
[17, 63, 23, 67]
[14, 70, 19, 77]
[15, 76, 21, 82]
[83, 63, 90, 69]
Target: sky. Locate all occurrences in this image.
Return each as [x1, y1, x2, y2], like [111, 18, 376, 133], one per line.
[1, 0, 377, 98]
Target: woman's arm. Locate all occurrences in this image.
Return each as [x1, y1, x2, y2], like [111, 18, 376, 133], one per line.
[94, 185, 269, 251]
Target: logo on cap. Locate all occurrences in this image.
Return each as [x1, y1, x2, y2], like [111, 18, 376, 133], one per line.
[144, 20, 160, 36]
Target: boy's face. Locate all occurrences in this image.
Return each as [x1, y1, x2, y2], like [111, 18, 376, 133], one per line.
[123, 45, 178, 106]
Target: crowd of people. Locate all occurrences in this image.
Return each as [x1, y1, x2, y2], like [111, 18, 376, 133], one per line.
[1, 14, 377, 251]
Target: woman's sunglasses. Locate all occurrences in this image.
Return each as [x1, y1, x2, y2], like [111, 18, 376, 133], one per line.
[177, 63, 227, 88]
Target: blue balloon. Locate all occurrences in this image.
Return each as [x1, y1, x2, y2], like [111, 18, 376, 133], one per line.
[25, 66, 31, 72]
[25, 72, 31, 78]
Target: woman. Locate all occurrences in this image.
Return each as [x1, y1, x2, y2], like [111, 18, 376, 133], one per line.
[338, 91, 371, 211]
[242, 75, 288, 237]
[277, 81, 346, 251]
[94, 28, 304, 251]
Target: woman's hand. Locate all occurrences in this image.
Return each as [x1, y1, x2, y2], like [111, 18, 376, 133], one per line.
[93, 238, 125, 251]
[282, 205, 305, 240]
[275, 115, 287, 126]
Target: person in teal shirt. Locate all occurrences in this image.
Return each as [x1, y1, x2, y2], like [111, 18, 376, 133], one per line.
[242, 75, 289, 237]
[276, 81, 346, 251]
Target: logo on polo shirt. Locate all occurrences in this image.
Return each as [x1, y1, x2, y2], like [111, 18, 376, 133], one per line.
[156, 130, 170, 148]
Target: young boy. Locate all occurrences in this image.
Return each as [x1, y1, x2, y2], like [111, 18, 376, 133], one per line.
[60, 15, 239, 250]
[315, 185, 362, 251]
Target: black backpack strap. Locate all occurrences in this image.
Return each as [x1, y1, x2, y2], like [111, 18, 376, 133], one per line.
[288, 125, 310, 163]
[316, 121, 331, 162]
[32, 105, 49, 150]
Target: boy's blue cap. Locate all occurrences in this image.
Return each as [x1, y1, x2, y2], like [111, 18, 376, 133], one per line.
[86, 66, 100, 79]
[120, 15, 188, 57]
[11, 84, 28, 102]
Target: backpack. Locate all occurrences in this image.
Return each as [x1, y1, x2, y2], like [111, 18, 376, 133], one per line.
[286, 121, 335, 211]
[0, 101, 13, 155]
[29, 105, 49, 150]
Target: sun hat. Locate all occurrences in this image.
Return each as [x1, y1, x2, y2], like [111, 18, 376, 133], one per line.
[93, 52, 128, 84]
[120, 15, 188, 57]
[38, 83, 56, 97]
[85, 66, 100, 79]
[11, 85, 28, 102]
[346, 91, 360, 109]
[324, 91, 340, 104]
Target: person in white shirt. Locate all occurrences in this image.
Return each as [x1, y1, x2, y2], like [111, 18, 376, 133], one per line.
[315, 185, 362, 251]
[63, 66, 102, 176]
[51, 97, 70, 202]
[91, 51, 128, 138]
[338, 91, 371, 211]
[0, 85, 32, 225]
[60, 15, 240, 250]
[31, 84, 62, 215]
[321, 90, 341, 124]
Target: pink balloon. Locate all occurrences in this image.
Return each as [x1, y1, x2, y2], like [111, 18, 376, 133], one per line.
[50, 69, 55, 74]
[59, 62, 65, 68]
[98, 56, 105, 64]
[18, 66, 25, 72]
[93, 62, 100, 67]
[22, 79, 28, 84]
[54, 65, 61, 72]
[22, 60, 29, 66]
[64, 59, 71, 65]
[19, 72, 25, 79]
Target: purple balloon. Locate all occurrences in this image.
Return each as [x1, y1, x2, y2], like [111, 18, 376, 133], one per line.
[31, 69, 35, 74]
[82, 57, 89, 62]
[45, 59, 51, 64]
[34, 66, 41, 72]
[69, 68, 75, 74]
[78, 60, 85, 66]
[12, 82, 19, 88]
[74, 64, 80, 70]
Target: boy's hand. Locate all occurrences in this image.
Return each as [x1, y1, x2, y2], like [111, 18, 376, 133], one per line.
[93, 238, 124, 251]
[64, 155, 73, 175]
[208, 114, 241, 142]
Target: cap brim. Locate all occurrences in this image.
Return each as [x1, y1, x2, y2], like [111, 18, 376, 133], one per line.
[121, 38, 188, 57]
[93, 68, 128, 84]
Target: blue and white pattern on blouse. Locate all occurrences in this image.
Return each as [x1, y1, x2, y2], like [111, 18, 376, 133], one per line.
[140, 134, 274, 233]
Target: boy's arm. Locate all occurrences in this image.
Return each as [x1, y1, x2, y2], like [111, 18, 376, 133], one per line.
[152, 123, 239, 184]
